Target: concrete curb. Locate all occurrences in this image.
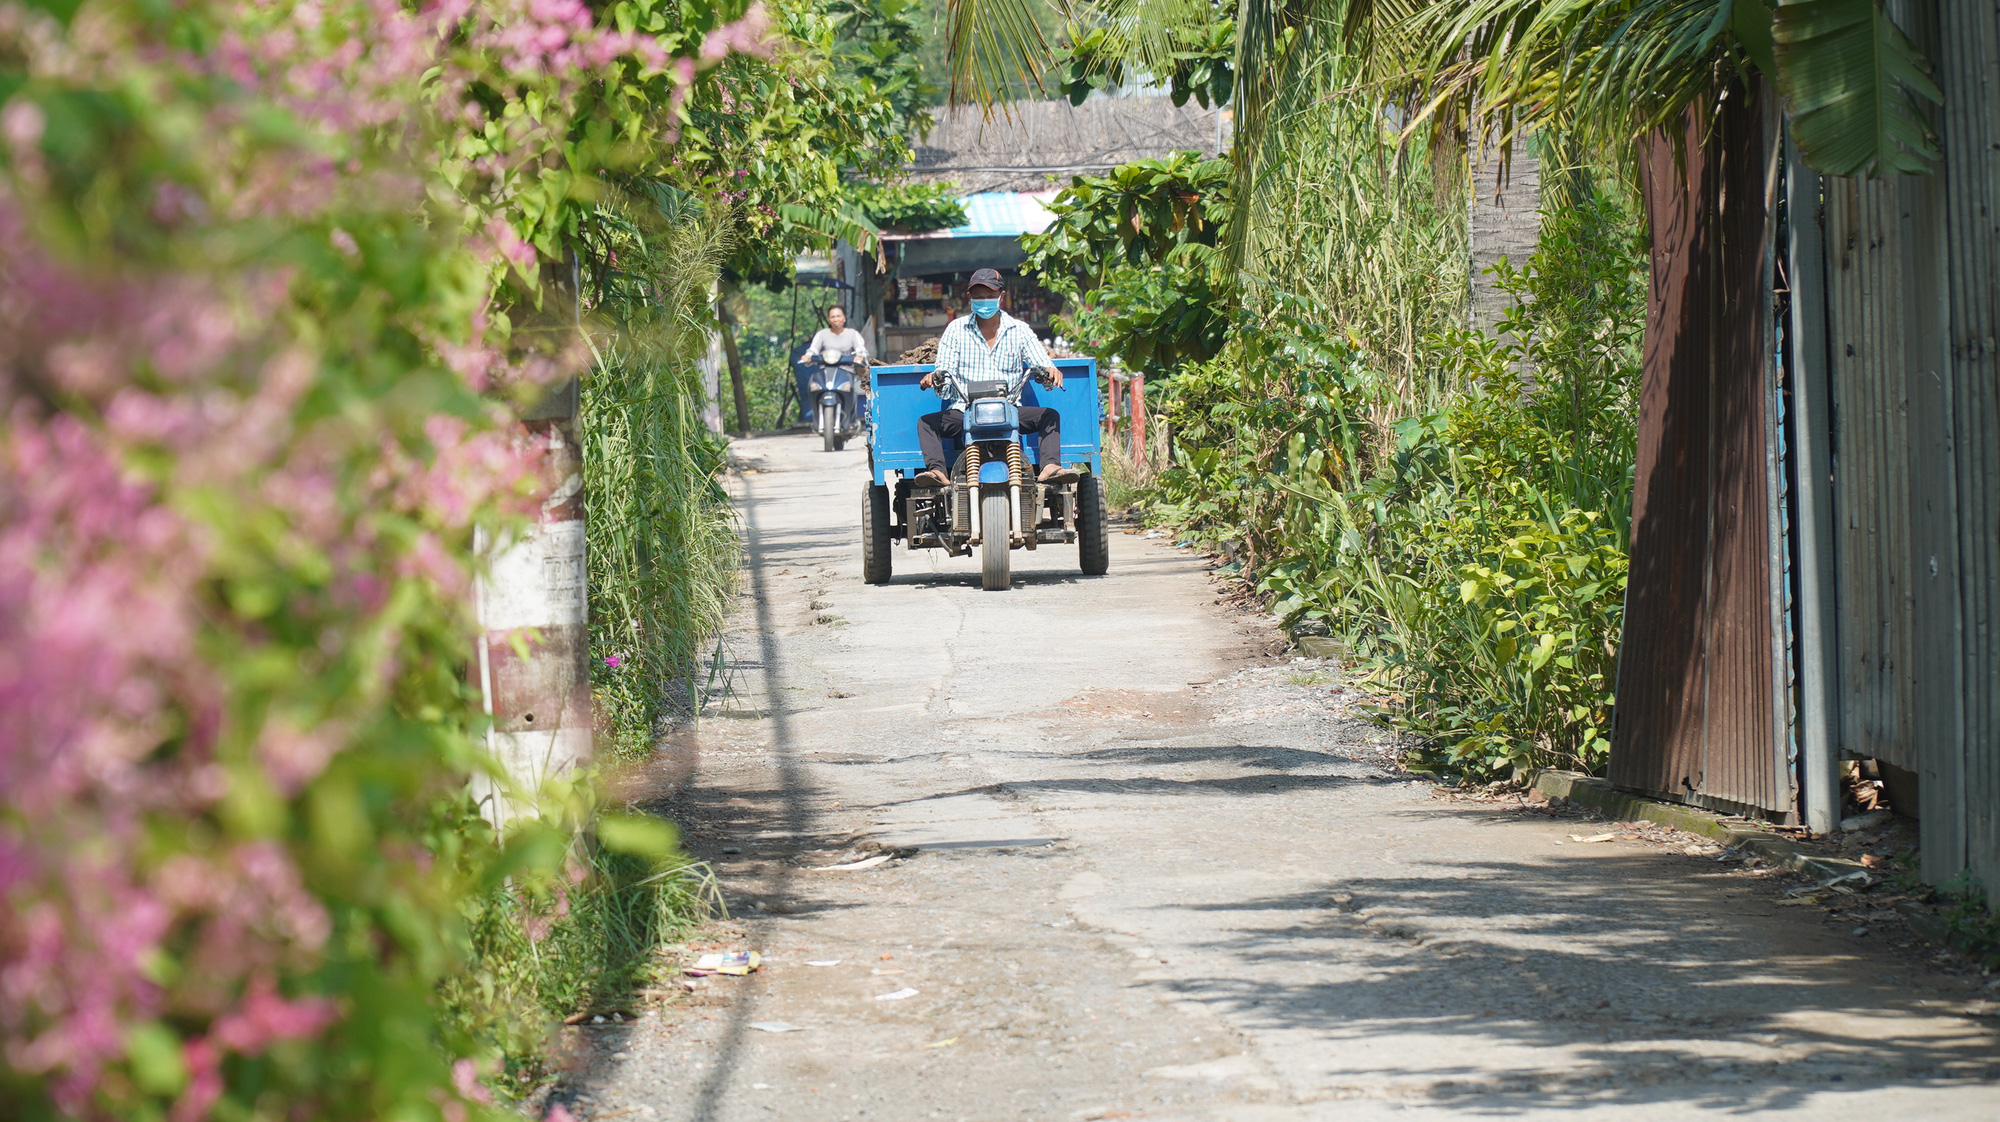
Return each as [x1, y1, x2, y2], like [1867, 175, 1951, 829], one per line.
[1295, 636, 1345, 659]
[1525, 769, 1867, 882]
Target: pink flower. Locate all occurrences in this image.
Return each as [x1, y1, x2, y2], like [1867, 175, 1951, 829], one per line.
[1, 100, 45, 150]
[603, 655, 622, 668]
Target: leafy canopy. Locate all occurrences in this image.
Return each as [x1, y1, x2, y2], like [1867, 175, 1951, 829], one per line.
[1022, 151, 1234, 370]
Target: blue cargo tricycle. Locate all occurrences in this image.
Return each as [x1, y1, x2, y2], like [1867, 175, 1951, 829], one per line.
[861, 357, 1109, 591]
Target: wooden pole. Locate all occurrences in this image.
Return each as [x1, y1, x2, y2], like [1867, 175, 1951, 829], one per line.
[1106, 369, 1122, 444]
[1137, 374, 1148, 460]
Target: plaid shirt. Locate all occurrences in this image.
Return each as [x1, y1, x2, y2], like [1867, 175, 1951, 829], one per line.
[930, 312, 1056, 411]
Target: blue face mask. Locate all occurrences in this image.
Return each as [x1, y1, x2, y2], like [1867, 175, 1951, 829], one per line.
[970, 298, 1001, 320]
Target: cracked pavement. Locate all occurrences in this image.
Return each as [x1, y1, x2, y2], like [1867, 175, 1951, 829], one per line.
[570, 433, 2000, 1122]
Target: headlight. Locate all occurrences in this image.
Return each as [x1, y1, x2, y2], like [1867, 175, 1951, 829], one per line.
[970, 401, 1007, 427]
[823, 348, 841, 363]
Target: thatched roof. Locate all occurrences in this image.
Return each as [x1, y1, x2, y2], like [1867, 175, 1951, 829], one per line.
[908, 96, 1230, 194]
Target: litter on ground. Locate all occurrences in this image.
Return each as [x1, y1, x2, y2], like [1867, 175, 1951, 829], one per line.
[686, 951, 760, 976]
[814, 854, 892, 871]
[874, 987, 920, 1001]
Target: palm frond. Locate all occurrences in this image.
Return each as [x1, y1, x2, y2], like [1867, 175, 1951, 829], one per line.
[1226, 0, 1344, 264]
[776, 201, 884, 261]
[1070, 0, 1224, 83]
[943, 0, 1059, 108]
[1774, 0, 1940, 176]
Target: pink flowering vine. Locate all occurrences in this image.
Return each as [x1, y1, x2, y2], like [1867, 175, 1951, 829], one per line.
[0, 0, 772, 1114]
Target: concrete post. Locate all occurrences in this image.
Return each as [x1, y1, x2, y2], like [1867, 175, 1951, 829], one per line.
[472, 259, 593, 826]
[1106, 369, 1122, 446]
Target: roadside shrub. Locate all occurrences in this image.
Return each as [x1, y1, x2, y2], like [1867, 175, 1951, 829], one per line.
[0, 0, 762, 1115]
[1159, 183, 1644, 781]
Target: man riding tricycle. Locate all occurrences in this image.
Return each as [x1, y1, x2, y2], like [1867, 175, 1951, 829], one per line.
[860, 268, 1110, 590]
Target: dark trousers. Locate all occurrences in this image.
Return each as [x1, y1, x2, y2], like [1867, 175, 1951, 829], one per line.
[918, 407, 1061, 475]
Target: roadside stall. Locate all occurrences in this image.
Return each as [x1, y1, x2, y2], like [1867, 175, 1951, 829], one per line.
[868, 191, 1066, 359]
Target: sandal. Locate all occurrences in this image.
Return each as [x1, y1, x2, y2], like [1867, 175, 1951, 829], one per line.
[914, 468, 951, 488]
[1037, 465, 1078, 484]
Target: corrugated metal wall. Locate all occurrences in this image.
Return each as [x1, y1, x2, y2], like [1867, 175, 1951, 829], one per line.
[1937, 0, 2000, 890]
[1798, 1, 2000, 886]
[1612, 79, 1794, 816]
[1821, 176, 1933, 778]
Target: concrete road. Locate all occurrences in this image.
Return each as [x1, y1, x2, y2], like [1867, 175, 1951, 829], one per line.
[574, 433, 2000, 1122]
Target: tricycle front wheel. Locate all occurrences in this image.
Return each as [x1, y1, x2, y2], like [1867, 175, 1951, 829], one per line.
[981, 491, 1010, 591]
[862, 483, 892, 584]
[1078, 473, 1110, 575]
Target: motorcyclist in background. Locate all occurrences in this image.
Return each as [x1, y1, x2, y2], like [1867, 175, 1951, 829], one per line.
[805, 305, 869, 372]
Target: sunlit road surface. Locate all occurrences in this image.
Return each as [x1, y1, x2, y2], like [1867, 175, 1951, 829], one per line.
[573, 432, 2000, 1122]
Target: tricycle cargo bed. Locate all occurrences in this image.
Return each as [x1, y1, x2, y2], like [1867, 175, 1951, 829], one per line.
[867, 358, 1101, 486]
[860, 356, 1108, 589]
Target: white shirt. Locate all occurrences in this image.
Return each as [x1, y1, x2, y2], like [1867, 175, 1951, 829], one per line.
[806, 326, 869, 363]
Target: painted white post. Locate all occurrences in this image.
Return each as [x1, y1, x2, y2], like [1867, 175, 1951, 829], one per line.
[471, 376, 593, 826]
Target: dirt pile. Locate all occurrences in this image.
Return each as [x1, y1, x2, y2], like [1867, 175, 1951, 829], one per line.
[896, 338, 939, 363]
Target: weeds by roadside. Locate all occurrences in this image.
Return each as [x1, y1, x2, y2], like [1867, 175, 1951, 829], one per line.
[435, 197, 746, 1100]
[1152, 185, 1643, 784]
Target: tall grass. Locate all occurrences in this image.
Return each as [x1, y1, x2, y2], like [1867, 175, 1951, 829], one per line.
[1240, 55, 1471, 451]
[439, 846, 724, 1095]
[1149, 49, 1647, 779]
[582, 196, 743, 757]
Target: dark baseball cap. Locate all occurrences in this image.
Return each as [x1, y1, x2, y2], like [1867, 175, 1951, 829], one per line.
[968, 268, 1005, 290]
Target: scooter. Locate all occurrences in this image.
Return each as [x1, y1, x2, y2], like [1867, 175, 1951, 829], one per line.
[801, 348, 867, 452]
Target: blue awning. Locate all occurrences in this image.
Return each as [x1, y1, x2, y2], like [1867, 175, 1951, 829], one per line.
[882, 191, 1058, 241]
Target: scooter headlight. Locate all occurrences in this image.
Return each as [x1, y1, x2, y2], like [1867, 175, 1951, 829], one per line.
[970, 400, 1007, 427]
[822, 348, 841, 364]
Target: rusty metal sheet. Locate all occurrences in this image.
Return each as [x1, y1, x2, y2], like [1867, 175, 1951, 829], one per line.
[1613, 78, 1792, 816]
[1825, 179, 1921, 775]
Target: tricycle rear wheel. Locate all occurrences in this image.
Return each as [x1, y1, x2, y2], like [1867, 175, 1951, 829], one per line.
[862, 483, 892, 584]
[981, 490, 1010, 591]
[1078, 472, 1110, 575]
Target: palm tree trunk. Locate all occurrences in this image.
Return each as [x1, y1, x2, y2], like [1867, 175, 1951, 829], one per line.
[1467, 133, 1541, 340]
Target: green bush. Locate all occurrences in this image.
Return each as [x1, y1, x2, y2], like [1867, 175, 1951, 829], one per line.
[849, 181, 968, 232]
[1158, 185, 1645, 781]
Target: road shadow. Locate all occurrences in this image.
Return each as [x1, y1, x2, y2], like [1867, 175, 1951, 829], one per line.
[1072, 742, 1380, 770]
[883, 567, 1100, 589]
[1143, 850, 2000, 1111]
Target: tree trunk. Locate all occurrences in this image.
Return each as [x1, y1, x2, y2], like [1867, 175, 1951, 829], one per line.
[717, 298, 751, 435]
[1467, 134, 1542, 337]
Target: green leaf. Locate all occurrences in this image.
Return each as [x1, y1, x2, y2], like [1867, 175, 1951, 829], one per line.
[1731, 0, 1779, 75]
[597, 812, 679, 856]
[126, 1022, 188, 1095]
[1774, 0, 1942, 176]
